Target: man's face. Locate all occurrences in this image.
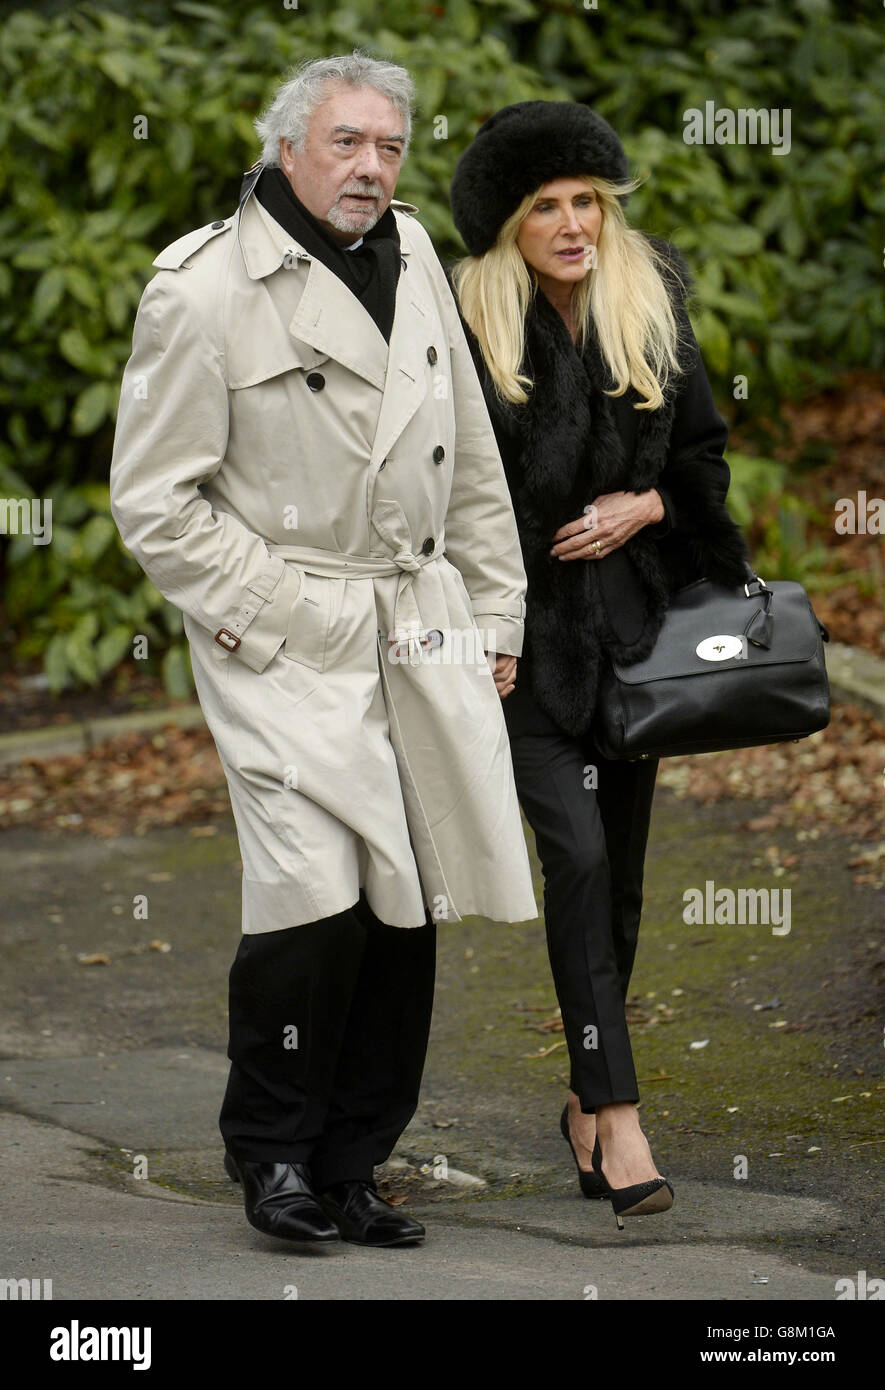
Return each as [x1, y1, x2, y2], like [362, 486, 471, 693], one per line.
[279, 83, 406, 243]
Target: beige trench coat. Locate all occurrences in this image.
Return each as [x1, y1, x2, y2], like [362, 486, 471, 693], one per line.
[110, 183, 539, 932]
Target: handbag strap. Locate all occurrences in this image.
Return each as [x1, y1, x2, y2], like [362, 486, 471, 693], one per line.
[740, 562, 829, 647]
[742, 563, 774, 649]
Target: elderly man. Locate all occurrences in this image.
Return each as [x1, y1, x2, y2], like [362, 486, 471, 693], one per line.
[110, 52, 537, 1248]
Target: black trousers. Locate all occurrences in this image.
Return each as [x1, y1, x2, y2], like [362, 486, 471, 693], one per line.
[219, 891, 436, 1190]
[503, 676, 659, 1113]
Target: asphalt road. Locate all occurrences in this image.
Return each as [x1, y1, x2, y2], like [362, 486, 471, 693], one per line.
[0, 786, 881, 1307]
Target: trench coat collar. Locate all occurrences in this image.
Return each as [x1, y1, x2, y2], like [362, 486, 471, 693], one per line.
[236, 175, 431, 419]
[236, 171, 417, 277]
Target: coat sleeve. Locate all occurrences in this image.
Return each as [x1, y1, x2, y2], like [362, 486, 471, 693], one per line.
[110, 271, 302, 673]
[651, 321, 750, 586]
[432, 261, 528, 658]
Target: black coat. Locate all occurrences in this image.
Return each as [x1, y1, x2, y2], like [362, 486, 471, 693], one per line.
[450, 237, 750, 738]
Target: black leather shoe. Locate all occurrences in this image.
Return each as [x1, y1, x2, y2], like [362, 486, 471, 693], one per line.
[224, 1151, 339, 1243]
[317, 1179, 425, 1247]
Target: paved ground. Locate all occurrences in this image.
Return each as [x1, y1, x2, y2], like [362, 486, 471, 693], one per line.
[0, 786, 881, 1304]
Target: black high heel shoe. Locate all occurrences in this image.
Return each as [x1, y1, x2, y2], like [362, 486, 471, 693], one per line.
[592, 1135, 674, 1231]
[559, 1105, 607, 1198]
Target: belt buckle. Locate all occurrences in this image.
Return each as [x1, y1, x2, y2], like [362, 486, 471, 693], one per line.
[215, 628, 241, 652]
[389, 625, 440, 664]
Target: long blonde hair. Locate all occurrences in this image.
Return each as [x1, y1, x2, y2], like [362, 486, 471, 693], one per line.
[451, 175, 688, 410]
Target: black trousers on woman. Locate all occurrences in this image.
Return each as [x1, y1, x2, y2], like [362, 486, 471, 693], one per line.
[502, 675, 659, 1114]
[219, 892, 436, 1190]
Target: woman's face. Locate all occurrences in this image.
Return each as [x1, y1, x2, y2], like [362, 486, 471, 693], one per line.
[515, 177, 602, 292]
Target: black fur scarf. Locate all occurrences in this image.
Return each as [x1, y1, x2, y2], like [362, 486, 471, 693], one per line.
[462, 239, 750, 738]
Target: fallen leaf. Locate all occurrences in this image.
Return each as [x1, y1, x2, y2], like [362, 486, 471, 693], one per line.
[523, 1041, 568, 1058]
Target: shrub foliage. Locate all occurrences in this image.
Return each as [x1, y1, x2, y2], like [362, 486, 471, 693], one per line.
[1, 0, 881, 691]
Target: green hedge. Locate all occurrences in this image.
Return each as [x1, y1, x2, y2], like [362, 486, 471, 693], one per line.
[0, 0, 881, 692]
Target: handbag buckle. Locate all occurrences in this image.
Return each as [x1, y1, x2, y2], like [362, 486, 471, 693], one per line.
[696, 634, 745, 662]
[744, 574, 768, 598]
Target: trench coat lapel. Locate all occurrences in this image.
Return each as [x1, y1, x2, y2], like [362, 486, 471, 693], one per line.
[237, 191, 390, 392]
[236, 191, 430, 461]
[370, 235, 430, 468]
[290, 258, 389, 392]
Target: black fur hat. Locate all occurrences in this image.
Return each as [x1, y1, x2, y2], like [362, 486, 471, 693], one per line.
[450, 100, 631, 256]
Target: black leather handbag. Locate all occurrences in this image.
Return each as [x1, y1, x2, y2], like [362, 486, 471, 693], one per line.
[592, 568, 831, 760]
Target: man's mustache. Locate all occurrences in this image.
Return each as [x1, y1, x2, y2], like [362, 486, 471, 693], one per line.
[335, 184, 384, 201]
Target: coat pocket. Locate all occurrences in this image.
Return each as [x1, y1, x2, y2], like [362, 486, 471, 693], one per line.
[283, 570, 331, 672]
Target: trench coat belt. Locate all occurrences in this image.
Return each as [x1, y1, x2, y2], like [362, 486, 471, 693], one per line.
[265, 539, 443, 646]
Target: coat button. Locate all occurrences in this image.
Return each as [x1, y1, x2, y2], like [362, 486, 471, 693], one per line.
[432, 445, 445, 464]
[211, 221, 225, 230]
[306, 373, 325, 392]
[427, 345, 438, 365]
[421, 536, 435, 556]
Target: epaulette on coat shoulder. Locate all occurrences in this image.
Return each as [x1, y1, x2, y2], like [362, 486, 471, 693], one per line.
[152, 216, 235, 270]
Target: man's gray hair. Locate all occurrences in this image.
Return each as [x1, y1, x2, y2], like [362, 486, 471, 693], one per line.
[254, 52, 416, 166]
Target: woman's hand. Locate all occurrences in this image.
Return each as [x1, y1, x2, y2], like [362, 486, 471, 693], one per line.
[486, 651, 517, 698]
[549, 489, 664, 560]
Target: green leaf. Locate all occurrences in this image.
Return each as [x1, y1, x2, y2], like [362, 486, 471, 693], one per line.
[66, 627, 99, 685]
[778, 218, 805, 259]
[65, 266, 102, 310]
[87, 141, 120, 199]
[11, 240, 57, 270]
[105, 281, 131, 332]
[95, 623, 133, 675]
[59, 328, 98, 372]
[31, 266, 67, 324]
[97, 51, 133, 87]
[125, 204, 166, 239]
[162, 642, 193, 699]
[76, 513, 117, 562]
[71, 382, 110, 436]
[694, 309, 731, 376]
[702, 224, 765, 257]
[44, 633, 70, 694]
[167, 121, 194, 174]
[73, 483, 113, 514]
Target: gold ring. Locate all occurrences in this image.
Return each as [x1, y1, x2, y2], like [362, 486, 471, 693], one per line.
[593, 540, 602, 555]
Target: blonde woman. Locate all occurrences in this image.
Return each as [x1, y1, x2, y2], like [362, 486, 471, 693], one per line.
[450, 101, 749, 1228]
